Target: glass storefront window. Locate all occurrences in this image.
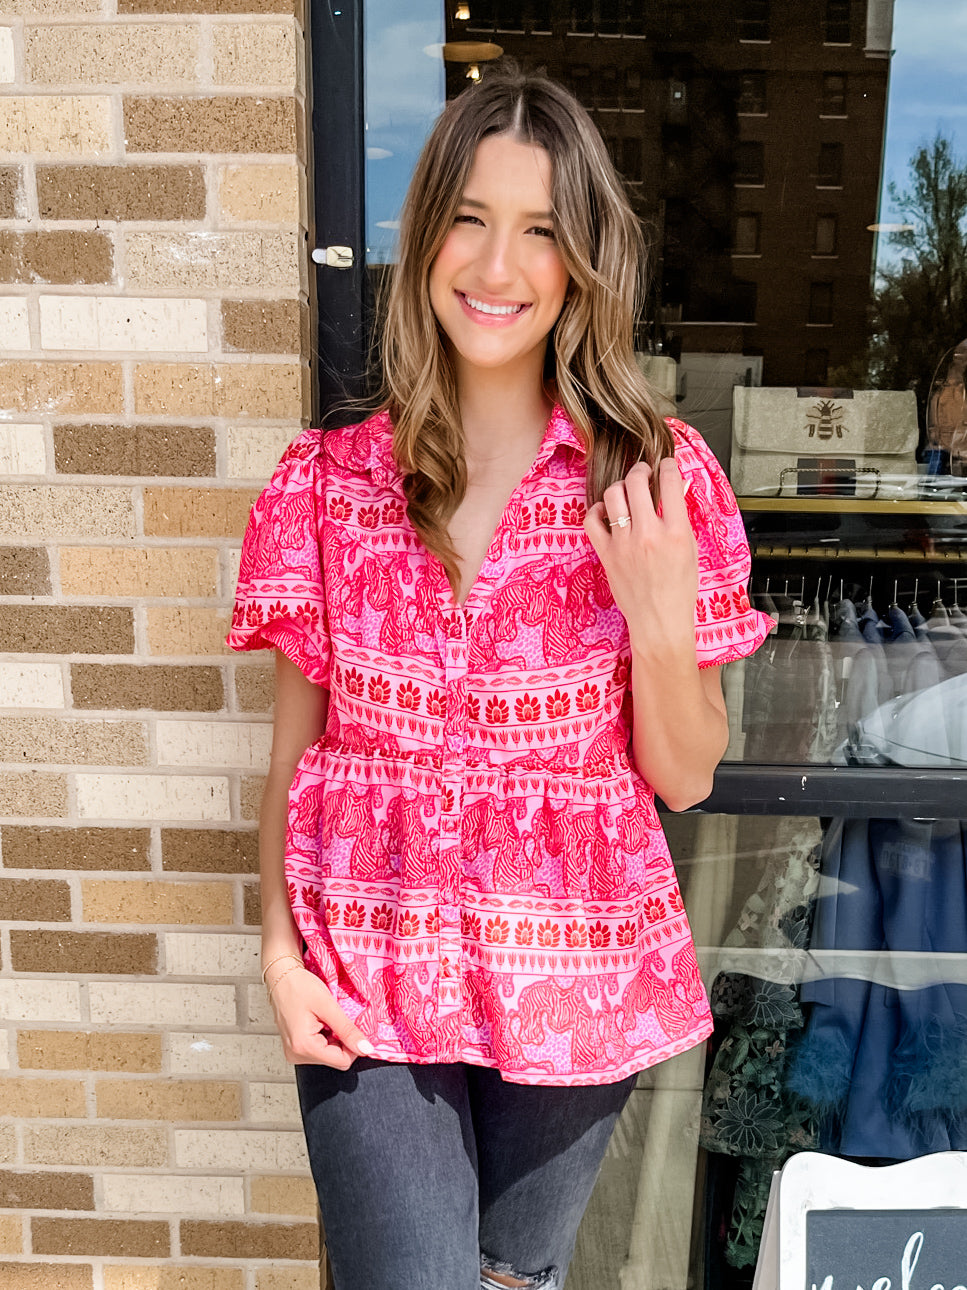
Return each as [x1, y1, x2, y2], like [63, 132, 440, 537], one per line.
[315, 0, 967, 1282]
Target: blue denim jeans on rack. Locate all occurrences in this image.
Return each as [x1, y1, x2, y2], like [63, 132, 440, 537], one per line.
[296, 1058, 637, 1290]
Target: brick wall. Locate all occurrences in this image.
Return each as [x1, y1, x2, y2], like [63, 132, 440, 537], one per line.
[0, 2, 318, 1287]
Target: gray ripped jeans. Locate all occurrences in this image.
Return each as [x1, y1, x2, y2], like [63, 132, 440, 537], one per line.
[296, 1058, 636, 1290]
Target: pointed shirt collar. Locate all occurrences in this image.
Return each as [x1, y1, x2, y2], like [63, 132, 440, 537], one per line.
[364, 403, 586, 493]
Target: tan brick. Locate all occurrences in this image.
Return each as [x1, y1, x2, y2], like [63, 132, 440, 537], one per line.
[26, 24, 198, 85]
[215, 362, 307, 420]
[54, 424, 215, 477]
[0, 547, 50, 596]
[23, 1124, 166, 1168]
[76, 774, 231, 824]
[218, 163, 300, 224]
[0, 300, 29, 350]
[103, 1173, 244, 1216]
[82, 879, 233, 925]
[257, 1272, 319, 1290]
[5, 0, 101, 11]
[105, 1269, 243, 1290]
[89, 981, 235, 1027]
[33, 1218, 170, 1258]
[2, 827, 150, 872]
[222, 300, 304, 354]
[0, 774, 68, 819]
[60, 548, 217, 599]
[181, 1220, 317, 1261]
[121, 0, 294, 10]
[0, 717, 147, 767]
[125, 231, 299, 291]
[250, 1174, 316, 1217]
[163, 932, 258, 977]
[0, 231, 113, 285]
[0, 1170, 94, 1211]
[166, 1032, 287, 1079]
[40, 296, 207, 354]
[161, 828, 258, 874]
[249, 1082, 300, 1125]
[10, 931, 157, 975]
[226, 425, 298, 480]
[17, 1031, 161, 1073]
[240, 775, 264, 821]
[0, 364, 123, 415]
[0, 96, 111, 156]
[0, 29, 14, 83]
[96, 1079, 240, 1121]
[71, 664, 224, 712]
[0, 425, 47, 476]
[0, 1078, 86, 1118]
[135, 362, 305, 419]
[0, 661, 64, 709]
[0, 1214, 22, 1253]
[156, 720, 270, 769]
[0, 167, 23, 219]
[143, 488, 258, 538]
[0, 878, 71, 922]
[0, 486, 134, 540]
[38, 165, 206, 222]
[147, 608, 232, 657]
[212, 22, 298, 87]
[0, 1267, 92, 1290]
[0, 982, 80, 1023]
[124, 96, 297, 155]
[175, 1128, 305, 1172]
[243, 881, 261, 926]
[0, 606, 133, 656]
[234, 664, 274, 712]
[0, 1127, 15, 1163]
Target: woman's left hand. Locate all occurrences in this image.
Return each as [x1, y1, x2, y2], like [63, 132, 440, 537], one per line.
[583, 456, 698, 658]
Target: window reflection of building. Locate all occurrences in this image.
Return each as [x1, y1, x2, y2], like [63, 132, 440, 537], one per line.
[451, 0, 891, 387]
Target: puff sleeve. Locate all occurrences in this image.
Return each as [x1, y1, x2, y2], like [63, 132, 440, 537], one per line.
[226, 428, 330, 687]
[671, 419, 774, 668]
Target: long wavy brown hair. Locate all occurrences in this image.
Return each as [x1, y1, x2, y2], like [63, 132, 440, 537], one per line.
[377, 60, 674, 587]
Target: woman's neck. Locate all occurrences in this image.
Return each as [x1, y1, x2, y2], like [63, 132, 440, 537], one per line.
[455, 368, 554, 468]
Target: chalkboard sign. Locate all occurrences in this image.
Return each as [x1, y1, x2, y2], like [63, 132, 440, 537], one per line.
[809, 1212, 967, 1289]
[752, 1152, 967, 1290]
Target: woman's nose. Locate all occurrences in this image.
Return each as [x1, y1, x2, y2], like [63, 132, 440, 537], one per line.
[478, 230, 516, 285]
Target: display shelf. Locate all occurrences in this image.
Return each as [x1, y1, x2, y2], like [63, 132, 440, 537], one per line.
[677, 765, 967, 818]
[738, 496, 967, 515]
[751, 544, 967, 560]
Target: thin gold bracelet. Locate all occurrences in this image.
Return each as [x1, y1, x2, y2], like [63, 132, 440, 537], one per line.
[261, 952, 302, 986]
[266, 962, 306, 1000]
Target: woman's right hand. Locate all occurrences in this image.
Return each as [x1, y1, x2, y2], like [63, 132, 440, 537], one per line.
[267, 965, 375, 1069]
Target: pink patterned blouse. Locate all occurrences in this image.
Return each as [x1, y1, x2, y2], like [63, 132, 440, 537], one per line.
[229, 406, 771, 1085]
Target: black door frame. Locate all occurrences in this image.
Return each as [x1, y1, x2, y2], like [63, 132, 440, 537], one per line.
[308, 0, 368, 419]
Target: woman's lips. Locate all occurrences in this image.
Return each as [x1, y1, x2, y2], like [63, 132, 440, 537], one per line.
[456, 291, 531, 325]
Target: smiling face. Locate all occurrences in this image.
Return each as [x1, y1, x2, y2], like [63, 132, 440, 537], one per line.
[428, 133, 571, 389]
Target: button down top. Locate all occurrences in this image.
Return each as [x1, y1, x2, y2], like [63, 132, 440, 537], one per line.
[228, 406, 772, 1085]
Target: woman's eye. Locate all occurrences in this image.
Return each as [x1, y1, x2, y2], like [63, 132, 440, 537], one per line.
[530, 226, 556, 239]
[454, 213, 482, 225]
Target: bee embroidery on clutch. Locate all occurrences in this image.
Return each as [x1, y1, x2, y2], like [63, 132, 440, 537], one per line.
[806, 399, 846, 440]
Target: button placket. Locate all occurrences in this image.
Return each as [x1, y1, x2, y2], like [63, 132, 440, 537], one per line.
[438, 608, 468, 1021]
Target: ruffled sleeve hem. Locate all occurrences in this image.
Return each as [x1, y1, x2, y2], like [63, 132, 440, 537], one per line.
[227, 427, 331, 688]
[670, 419, 775, 668]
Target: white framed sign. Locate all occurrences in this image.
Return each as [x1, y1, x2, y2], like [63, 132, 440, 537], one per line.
[752, 1152, 967, 1290]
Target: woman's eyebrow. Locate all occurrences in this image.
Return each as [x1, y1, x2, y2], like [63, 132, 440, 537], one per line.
[459, 196, 554, 220]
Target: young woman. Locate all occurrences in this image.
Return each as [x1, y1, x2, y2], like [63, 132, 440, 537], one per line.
[229, 62, 771, 1290]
